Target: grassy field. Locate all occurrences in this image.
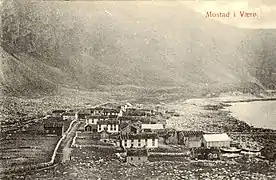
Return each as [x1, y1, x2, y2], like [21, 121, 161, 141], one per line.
[10, 146, 276, 180]
[0, 117, 74, 174]
[0, 133, 59, 173]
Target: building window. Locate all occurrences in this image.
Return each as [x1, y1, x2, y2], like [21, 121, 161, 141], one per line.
[138, 139, 141, 147]
[145, 139, 148, 147]
[152, 139, 155, 146]
[124, 140, 127, 147]
[99, 126, 101, 131]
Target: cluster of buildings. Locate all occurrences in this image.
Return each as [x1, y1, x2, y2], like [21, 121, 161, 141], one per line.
[43, 102, 239, 164]
[77, 103, 165, 150]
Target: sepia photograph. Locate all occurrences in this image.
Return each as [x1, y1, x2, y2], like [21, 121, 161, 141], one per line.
[0, 0, 276, 179]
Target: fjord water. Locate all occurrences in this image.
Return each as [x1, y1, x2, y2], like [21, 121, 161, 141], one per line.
[228, 101, 276, 130]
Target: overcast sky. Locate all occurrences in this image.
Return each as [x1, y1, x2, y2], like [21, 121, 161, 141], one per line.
[182, 1, 276, 29]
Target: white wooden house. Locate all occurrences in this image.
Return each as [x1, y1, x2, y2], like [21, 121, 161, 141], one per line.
[202, 133, 231, 148]
[97, 120, 120, 133]
[85, 115, 109, 125]
[119, 133, 158, 149]
[62, 112, 77, 121]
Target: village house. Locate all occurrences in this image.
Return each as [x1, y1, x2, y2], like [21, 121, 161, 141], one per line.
[202, 133, 232, 148]
[120, 121, 142, 136]
[93, 107, 105, 115]
[165, 129, 178, 144]
[99, 129, 110, 142]
[62, 112, 77, 121]
[140, 109, 155, 116]
[178, 131, 203, 148]
[119, 133, 159, 149]
[77, 110, 91, 121]
[125, 108, 146, 117]
[126, 148, 148, 164]
[118, 116, 133, 125]
[85, 115, 109, 125]
[44, 122, 64, 136]
[98, 129, 119, 144]
[52, 110, 66, 118]
[141, 123, 165, 133]
[98, 120, 120, 133]
[103, 108, 121, 116]
[84, 123, 97, 133]
[119, 102, 133, 112]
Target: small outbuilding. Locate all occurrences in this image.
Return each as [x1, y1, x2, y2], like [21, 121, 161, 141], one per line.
[126, 148, 148, 164]
[84, 124, 97, 133]
[44, 122, 64, 136]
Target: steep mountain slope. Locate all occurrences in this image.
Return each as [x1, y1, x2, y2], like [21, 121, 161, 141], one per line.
[1, 1, 275, 97]
[0, 47, 58, 96]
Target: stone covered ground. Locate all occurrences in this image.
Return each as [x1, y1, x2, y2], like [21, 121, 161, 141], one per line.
[5, 146, 276, 180]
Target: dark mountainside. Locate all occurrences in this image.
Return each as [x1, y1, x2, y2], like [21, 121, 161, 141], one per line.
[1, 1, 276, 99]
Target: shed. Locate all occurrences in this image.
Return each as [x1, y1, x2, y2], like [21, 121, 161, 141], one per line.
[178, 131, 203, 148]
[84, 124, 97, 133]
[44, 122, 64, 136]
[126, 148, 148, 164]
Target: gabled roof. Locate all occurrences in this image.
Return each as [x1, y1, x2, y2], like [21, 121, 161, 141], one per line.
[84, 123, 97, 129]
[47, 117, 63, 121]
[203, 133, 231, 142]
[121, 133, 158, 140]
[121, 122, 141, 131]
[94, 107, 105, 110]
[44, 122, 63, 128]
[98, 120, 120, 125]
[86, 115, 109, 119]
[63, 112, 75, 116]
[141, 124, 164, 130]
[178, 131, 203, 137]
[103, 108, 120, 113]
[52, 110, 66, 113]
[78, 109, 91, 115]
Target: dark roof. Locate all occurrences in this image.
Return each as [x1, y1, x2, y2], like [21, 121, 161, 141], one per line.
[47, 117, 63, 121]
[98, 120, 120, 125]
[52, 110, 66, 113]
[127, 148, 148, 156]
[94, 107, 104, 110]
[84, 123, 97, 129]
[63, 112, 75, 116]
[44, 122, 63, 128]
[121, 133, 158, 140]
[120, 122, 129, 130]
[108, 115, 119, 118]
[178, 131, 203, 137]
[103, 109, 120, 113]
[86, 115, 109, 119]
[120, 122, 141, 131]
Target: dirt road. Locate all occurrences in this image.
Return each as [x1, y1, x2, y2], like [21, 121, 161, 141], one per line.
[59, 121, 81, 163]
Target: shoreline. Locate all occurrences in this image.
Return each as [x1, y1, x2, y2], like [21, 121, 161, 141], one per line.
[165, 96, 276, 150]
[223, 97, 276, 104]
